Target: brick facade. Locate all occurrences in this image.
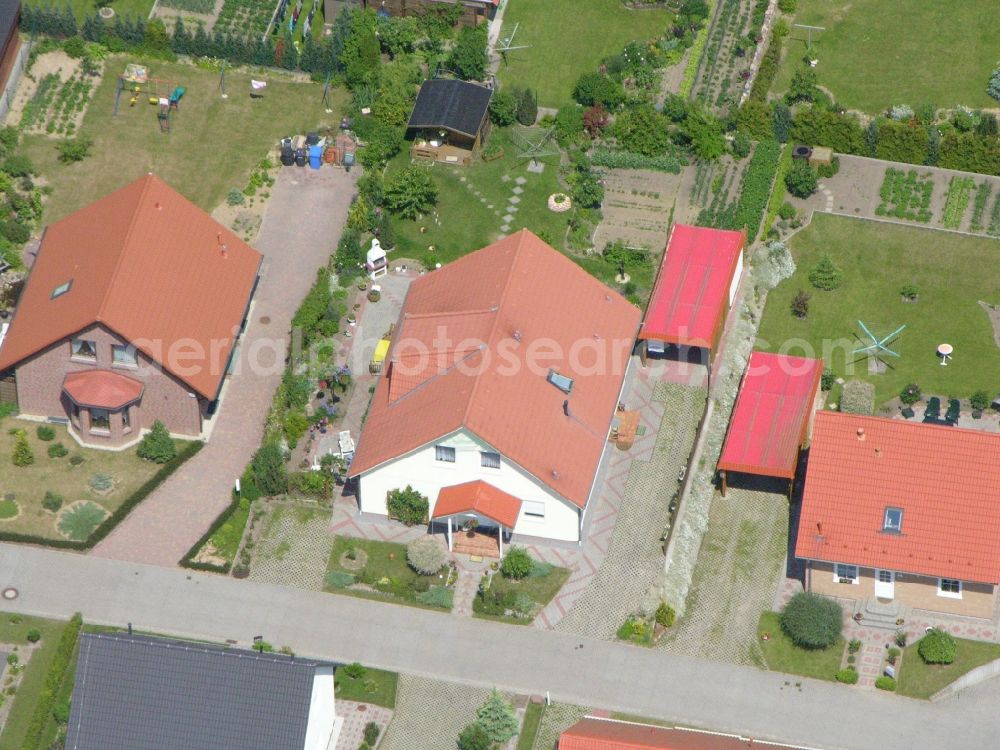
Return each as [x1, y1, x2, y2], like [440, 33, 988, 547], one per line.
[806, 560, 997, 619]
[15, 323, 206, 447]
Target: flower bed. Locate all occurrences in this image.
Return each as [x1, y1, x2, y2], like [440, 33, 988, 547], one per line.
[547, 193, 572, 212]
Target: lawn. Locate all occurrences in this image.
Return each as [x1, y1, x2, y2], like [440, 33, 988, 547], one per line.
[516, 701, 544, 750]
[757, 612, 843, 682]
[333, 664, 398, 708]
[323, 536, 453, 611]
[21, 55, 348, 224]
[472, 562, 570, 625]
[0, 613, 70, 750]
[495, 0, 671, 107]
[0, 417, 191, 541]
[25, 0, 155, 23]
[770, 0, 1000, 113]
[756, 214, 1000, 406]
[897, 637, 1000, 700]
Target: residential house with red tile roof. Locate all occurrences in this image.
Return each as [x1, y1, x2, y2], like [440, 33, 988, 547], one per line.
[349, 230, 641, 550]
[796, 411, 1000, 619]
[558, 716, 819, 750]
[0, 174, 261, 448]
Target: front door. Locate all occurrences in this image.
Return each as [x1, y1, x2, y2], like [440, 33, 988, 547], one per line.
[874, 569, 895, 599]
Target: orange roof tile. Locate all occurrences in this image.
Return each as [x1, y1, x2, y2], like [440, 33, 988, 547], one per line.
[62, 369, 143, 409]
[559, 718, 810, 750]
[796, 412, 1000, 583]
[0, 175, 261, 400]
[432, 481, 522, 528]
[350, 230, 641, 509]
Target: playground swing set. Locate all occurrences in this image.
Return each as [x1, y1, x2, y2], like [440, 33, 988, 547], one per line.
[113, 64, 186, 132]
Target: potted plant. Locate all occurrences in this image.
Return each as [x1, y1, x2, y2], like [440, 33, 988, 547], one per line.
[970, 390, 990, 419]
[464, 518, 479, 537]
[357, 279, 368, 291]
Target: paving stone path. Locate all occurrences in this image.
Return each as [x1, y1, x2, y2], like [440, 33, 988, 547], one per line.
[554, 383, 706, 639]
[334, 700, 392, 750]
[451, 569, 481, 618]
[379, 675, 493, 750]
[659, 485, 789, 666]
[248, 505, 334, 590]
[454, 169, 530, 236]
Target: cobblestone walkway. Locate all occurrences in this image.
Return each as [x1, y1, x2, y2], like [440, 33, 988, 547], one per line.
[553, 383, 706, 639]
[334, 700, 392, 750]
[451, 569, 481, 618]
[248, 505, 334, 590]
[380, 675, 493, 750]
[531, 703, 590, 750]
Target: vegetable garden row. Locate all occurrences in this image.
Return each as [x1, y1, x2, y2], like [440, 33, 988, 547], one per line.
[19, 70, 94, 137]
[874, 167, 1000, 236]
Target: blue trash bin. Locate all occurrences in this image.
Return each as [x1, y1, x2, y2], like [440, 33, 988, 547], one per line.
[308, 145, 322, 169]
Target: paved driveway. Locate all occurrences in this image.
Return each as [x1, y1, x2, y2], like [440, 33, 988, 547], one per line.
[4, 543, 1000, 750]
[92, 167, 358, 565]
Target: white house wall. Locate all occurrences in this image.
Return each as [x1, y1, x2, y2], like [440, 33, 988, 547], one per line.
[728, 251, 744, 307]
[358, 429, 582, 542]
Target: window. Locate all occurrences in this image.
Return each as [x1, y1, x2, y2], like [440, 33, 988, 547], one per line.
[938, 578, 962, 599]
[121, 407, 131, 431]
[435, 445, 455, 463]
[51, 280, 72, 299]
[90, 408, 110, 432]
[883, 507, 903, 533]
[112, 344, 137, 366]
[834, 563, 859, 584]
[71, 338, 97, 360]
[546, 369, 573, 394]
[523, 501, 545, 518]
[480, 451, 500, 469]
[877, 570, 893, 584]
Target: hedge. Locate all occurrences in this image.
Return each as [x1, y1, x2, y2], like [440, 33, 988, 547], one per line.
[762, 143, 793, 236]
[179, 490, 242, 574]
[0, 441, 202, 550]
[733, 139, 781, 242]
[590, 147, 684, 173]
[22, 612, 82, 750]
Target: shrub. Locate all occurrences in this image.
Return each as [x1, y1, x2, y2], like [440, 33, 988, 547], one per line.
[42, 491, 63, 512]
[416, 585, 453, 608]
[731, 130, 752, 159]
[821, 368, 835, 392]
[887, 646, 901, 664]
[899, 383, 921, 406]
[342, 662, 366, 679]
[500, 546, 533, 579]
[37, 425, 56, 441]
[778, 201, 796, 220]
[785, 160, 819, 198]
[384, 166, 437, 220]
[363, 722, 380, 745]
[63, 36, 86, 58]
[23, 612, 81, 749]
[805, 254, 842, 292]
[572, 72, 625, 108]
[406, 537, 446, 575]
[386, 485, 428, 526]
[227, 189, 245, 206]
[780, 592, 843, 649]
[655, 602, 676, 628]
[840, 380, 876, 416]
[790, 290, 810, 319]
[835, 667, 858, 684]
[988, 65, 1000, 104]
[515, 86, 537, 126]
[47, 442, 68, 459]
[457, 722, 491, 750]
[12, 429, 33, 466]
[488, 88, 517, 126]
[251, 443, 287, 496]
[26, 628, 41, 643]
[69, 453, 85, 466]
[900, 283, 919, 300]
[3, 154, 34, 177]
[56, 136, 93, 163]
[918, 628, 957, 664]
[137, 420, 176, 463]
[970, 390, 991, 412]
[817, 156, 840, 179]
[875, 676, 896, 691]
[326, 570, 355, 589]
[476, 689, 519, 744]
[848, 638, 862, 653]
[52, 699, 71, 724]
[895, 630, 908, 647]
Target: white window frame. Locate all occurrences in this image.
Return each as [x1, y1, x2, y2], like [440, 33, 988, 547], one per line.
[434, 445, 456, 463]
[833, 563, 859, 584]
[523, 500, 545, 518]
[51, 280, 72, 299]
[480, 451, 500, 469]
[71, 338, 97, 360]
[112, 344, 138, 367]
[883, 507, 903, 533]
[938, 578, 963, 599]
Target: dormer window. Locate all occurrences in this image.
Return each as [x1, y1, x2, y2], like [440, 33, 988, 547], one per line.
[547, 369, 573, 394]
[51, 280, 72, 299]
[883, 507, 903, 533]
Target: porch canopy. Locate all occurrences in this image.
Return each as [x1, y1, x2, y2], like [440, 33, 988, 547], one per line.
[718, 352, 822, 493]
[432, 480, 522, 554]
[638, 224, 744, 357]
[63, 369, 144, 409]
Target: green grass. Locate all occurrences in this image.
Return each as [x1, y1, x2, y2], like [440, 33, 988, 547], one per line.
[898, 637, 1000, 700]
[323, 536, 452, 611]
[333, 665, 398, 708]
[25, 0, 155, 23]
[21, 55, 349, 224]
[0, 499, 17, 519]
[757, 611, 843, 681]
[516, 701, 544, 750]
[206, 499, 251, 562]
[472, 565, 571, 625]
[57, 501, 108, 541]
[0, 614, 69, 750]
[495, 0, 671, 107]
[770, 0, 1000, 113]
[756, 214, 1000, 406]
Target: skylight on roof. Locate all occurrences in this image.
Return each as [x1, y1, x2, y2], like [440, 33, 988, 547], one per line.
[547, 369, 573, 394]
[51, 280, 72, 299]
[883, 507, 903, 533]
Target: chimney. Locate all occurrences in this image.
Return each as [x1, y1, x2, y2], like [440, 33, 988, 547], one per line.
[512, 329, 522, 342]
[856, 427, 866, 442]
[563, 399, 570, 417]
[154, 201, 162, 211]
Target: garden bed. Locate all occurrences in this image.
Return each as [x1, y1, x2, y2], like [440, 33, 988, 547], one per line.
[756, 611, 843, 681]
[875, 168, 933, 223]
[897, 637, 1000, 700]
[472, 562, 570, 625]
[334, 664, 398, 708]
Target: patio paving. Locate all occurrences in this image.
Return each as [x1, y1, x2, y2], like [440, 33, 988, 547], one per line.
[334, 700, 392, 750]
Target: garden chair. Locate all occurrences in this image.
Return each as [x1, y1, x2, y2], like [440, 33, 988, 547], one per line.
[945, 399, 961, 424]
[924, 396, 941, 421]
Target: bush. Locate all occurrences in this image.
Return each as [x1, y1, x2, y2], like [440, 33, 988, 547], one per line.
[655, 602, 676, 628]
[970, 390, 991, 412]
[488, 88, 517, 126]
[23, 613, 81, 750]
[848, 638, 862, 653]
[3, 154, 34, 178]
[56, 136, 93, 163]
[500, 546, 533, 579]
[457, 722, 491, 750]
[817, 155, 840, 179]
[780, 592, 843, 650]
[821, 368, 835, 392]
[899, 383, 921, 406]
[12, 429, 33, 466]
[53, 699, 71, 724]
[363, 722, 380, 745]
[384, 166, 437, 220]
[136, 420, 176, 463]
[572, 72, 625, 108]
[835, 667, 858, 684]
[251, 442, 287, 496]
[785, 160, 819, 198]
[778, 201, 796, 220]
[900, 283, 918, 300]
[386, 485, 428, 526]
[406, 537, 446, 575]
[342, 662, 366, 679]
[42, 491, 63, 512]
[515, 86, 537, 126]
[918, 628, 957, 664]
[89, 473, 113, 491]
[840, 380, 875, 416]
[227, 189, 245, 206]
[63, 36, 86, 58]
[875, 676, 896, 691]
[808, 253, 843, 291]
[26, 628, 41, 643]
[476, 689, 519, 744]
[47, 442, 68, 459]
[731, 130, 752, 159]
[69, 453, 85, 466]
[790, 290, 810, 318]
[990, 65, 1000, 104]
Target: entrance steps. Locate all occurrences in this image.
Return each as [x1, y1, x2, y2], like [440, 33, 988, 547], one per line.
[854, 598, 910, 631]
